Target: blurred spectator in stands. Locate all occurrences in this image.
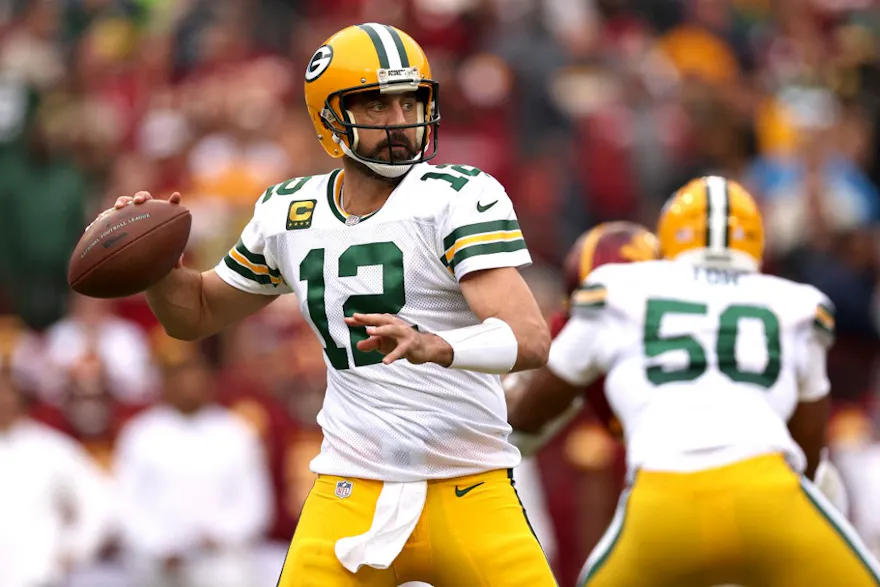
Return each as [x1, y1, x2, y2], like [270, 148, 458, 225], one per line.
[834, 408, 880, 560]
[215, 318, 300, 537]
[32, 350, 147, 473]
[0, 96, 89, 330]
[0, 371, 115, 587]
[748, 88, 880, 259]
[44, 294, 156, 404]
[0, 313, 45, 395]
[0, 0, 64, 95]
[210, 307, 306, 582]
[657, 0, 746, 89]
[219, 298, 325, 527]
[114, 335, 272, 587]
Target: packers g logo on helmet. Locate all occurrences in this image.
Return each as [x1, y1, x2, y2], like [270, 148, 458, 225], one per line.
[305, 46, 333, 82]
[303, 23, 440, 177]
[657, 176, 764, 271]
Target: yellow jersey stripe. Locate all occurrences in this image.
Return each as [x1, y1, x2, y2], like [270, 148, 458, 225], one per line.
[572, 287, 607, 307]
[444, 230, 523, 263]
[815, 305, 835, 332]
[229, 248, 282, 284]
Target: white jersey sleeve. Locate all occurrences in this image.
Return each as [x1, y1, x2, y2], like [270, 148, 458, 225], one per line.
[547, 270, 616, 386]
[437, 170, 531, 280]
[214, 190, 293, 295]
[795, 294, 835, 402]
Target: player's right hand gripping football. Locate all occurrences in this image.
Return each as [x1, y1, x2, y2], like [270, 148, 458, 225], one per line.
[111, 191, 185, 268]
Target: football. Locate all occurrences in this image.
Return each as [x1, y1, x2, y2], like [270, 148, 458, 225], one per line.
[68, 200, 191, 299]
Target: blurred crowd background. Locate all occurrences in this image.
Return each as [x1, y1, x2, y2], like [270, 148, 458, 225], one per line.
[2, 0, 880, 586]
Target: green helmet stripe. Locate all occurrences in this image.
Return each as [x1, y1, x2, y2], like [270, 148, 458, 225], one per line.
[704, 176, 730, 252]
[357, 24, 390, 69]
[383, 25, 410, 68]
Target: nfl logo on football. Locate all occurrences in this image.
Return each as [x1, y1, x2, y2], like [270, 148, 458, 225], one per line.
[335, 480, 353, 499]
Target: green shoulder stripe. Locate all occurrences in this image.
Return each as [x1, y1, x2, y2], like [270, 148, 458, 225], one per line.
[223, 255, 283, 287]
[571, 284, 607, 309]
[814, 302, 835, 335]
[231, 240, 281, 278]
[443, 219, 520, 252]
[445, 239, 527, 270]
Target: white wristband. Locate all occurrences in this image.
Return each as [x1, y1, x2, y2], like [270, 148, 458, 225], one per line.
[434, 317, 518, 374]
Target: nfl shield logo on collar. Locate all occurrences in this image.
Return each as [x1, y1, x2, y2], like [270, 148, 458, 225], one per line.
[335, 480, 353, 499]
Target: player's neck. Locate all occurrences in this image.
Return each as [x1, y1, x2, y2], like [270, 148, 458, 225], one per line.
[341, 160, 402, 217]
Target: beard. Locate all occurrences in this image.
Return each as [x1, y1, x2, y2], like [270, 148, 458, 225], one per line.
[347, 131, 420, 184]
[361, 131, 419, 163]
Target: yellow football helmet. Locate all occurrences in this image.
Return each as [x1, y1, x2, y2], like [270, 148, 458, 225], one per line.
[657, 176, 764, 271]
[303, 23, 440, 176]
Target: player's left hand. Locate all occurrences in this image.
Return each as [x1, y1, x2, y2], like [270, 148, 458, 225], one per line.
[345, 313, 453, 366]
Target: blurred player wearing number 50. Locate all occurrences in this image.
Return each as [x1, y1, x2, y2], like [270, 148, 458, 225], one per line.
[103, 23, 557, 587]
[508, 176, 880, 587]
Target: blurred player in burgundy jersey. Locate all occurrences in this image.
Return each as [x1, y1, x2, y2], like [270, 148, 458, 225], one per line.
[506, 221, 659, 584]
[550, 221, 660, 436]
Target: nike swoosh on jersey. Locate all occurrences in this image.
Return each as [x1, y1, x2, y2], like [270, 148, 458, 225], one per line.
[476, 200, 498, 213]
[454, 481, 485, 497]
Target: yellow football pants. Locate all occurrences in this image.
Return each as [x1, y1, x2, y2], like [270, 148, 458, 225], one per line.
[580, 453, 880, 587]
[277, 468, 557, 586]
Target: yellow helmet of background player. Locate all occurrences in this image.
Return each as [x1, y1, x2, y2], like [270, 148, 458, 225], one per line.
[303, 23, 440, 178]
[657, 176, 764, 271]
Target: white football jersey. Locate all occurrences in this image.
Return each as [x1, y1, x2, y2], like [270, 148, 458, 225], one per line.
[549, 260, 834, 474]
[214, 162, 530, 481]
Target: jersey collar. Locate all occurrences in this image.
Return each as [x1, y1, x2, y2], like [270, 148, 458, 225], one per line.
[327, 169, 382, 226]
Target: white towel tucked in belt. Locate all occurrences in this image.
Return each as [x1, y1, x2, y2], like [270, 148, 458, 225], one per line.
[335, 481, 427, 574]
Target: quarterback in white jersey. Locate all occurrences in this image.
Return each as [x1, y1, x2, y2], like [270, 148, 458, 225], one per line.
[105, 23, 556, 587]
[508, 176, 880, 587]
[217, 162, 531, 481]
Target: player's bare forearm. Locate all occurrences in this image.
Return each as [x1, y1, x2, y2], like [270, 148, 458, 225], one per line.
[146, 269, 276, 341]
[145, 266, 209, 340]
[788, 395, 830, 480]
[507, 367, 581, 433]
[459, 267, 550, 371]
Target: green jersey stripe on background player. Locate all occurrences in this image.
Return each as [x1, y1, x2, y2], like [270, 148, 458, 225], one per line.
[572, 284, 608, 310]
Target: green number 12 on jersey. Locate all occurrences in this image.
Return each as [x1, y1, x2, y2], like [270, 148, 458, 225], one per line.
[300, 242, 406, 370]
